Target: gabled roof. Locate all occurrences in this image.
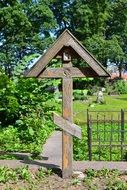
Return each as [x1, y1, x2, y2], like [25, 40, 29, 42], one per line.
[25, 29, 110, 77]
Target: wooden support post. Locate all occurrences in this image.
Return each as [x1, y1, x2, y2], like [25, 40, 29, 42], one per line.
[62, 58, 73, 178]
[62, 77, 73, 178]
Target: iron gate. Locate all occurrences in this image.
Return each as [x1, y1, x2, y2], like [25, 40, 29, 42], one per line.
[87, 109, 127, 161]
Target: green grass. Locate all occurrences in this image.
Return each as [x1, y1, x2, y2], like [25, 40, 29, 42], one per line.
[55, 94, 127, 161]
[73, 94, 127, 124]
[72, 94, 127, 161]
[74, 123, 127, 161]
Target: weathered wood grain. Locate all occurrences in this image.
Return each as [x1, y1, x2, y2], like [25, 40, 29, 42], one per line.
[38, 67, 98, 78]
[25, 29, 110, 78]
[66, 38, 108, 76]
[53, 113, 82, 139]
[62, 74, 73, 178]
[25, 31, 71, 77]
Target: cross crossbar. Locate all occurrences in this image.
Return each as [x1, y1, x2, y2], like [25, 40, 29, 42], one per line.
[38, 67, 98, 78]
[53, 113, 82, 139]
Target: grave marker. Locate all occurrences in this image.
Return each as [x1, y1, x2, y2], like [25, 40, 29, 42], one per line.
[25, 29, 110, 178]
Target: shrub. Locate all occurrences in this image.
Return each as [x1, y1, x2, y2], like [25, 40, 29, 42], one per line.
[73, 89, 88, 100]
[105, 80, 127, 95]
[0, 71, 59, 154]
[87, 85, 99, 95]
[114, 80, 127, 94]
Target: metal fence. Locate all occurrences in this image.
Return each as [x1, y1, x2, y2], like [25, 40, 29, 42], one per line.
[87, 109, 127, 161]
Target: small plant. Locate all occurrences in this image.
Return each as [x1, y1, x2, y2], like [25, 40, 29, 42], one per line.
[85, 169, 97, 178]
[36, 168, 47, 178]
[84, 177, 97, 190]
[71, 178, 81, 185]
[47, 169, 52, 176]
[106, 178, 127, 190]
[15, 166, 31, 181]
[0, 166, 18, 183]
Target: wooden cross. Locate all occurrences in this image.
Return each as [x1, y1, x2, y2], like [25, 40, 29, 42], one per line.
[25, 29, 110, 178]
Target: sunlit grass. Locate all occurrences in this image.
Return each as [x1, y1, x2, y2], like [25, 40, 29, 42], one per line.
[73, 94, 127, 124]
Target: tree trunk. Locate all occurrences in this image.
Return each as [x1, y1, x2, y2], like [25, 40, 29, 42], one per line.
[118, 63, 122, 78]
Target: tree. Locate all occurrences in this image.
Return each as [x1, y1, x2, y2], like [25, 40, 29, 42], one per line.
[106, 0, 127, 77]
[51, 0, 127, 77]
[0, 0, 56, 77]
[51, 0, 111, 65]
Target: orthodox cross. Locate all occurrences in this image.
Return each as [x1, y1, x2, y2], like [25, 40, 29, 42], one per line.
[25, 29, 110, 178]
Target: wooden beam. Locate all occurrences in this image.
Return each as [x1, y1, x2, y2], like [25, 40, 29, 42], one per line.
[25, 31, 71, 77]
[66, 36, 109, 76]
[53, 113, 82, 139]
[38, 67, 98, 78]
[62, 76, 73, 178]
[25, 29, 110, 78]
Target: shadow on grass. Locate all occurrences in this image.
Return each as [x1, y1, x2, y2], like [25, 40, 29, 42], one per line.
[115, 97, 127, 101]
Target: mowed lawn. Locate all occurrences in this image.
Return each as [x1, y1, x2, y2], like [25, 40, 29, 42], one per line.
[73, 94, 127, 124]
[72, 94, 127, 161]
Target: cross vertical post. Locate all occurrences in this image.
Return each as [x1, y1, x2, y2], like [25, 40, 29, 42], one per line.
[62, 53, 73, 178]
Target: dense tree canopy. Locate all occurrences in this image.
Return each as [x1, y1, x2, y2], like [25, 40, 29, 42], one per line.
[51, 0, 127, 76]
[0, 0, 127, 76]
[0, 0, 56, 76]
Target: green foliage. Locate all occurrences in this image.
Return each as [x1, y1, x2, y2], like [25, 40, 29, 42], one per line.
[106, 178, 127, 190]
[85, 169, 120, 179]
[73, 89, 88, 100]
[15, 166, 31, 181]
[36, 168, 52, 179]
[52, 0, 127, 76]
[87, 86, 99, 96]
[73, 124, 88, 161]
[83, 169, 126, 190]
[71, 178, 81, 186]
[114, 80, 127, 94]
[0, 166, 50, 184]
[1, 166, 127, 190]
[0, 167, 18, 183]
[0, 71, 59, 154]
[105, 80, 127, 95]
[0, 0, 56, 76]
[74, 123, 127, 161]
[0, 126, 20, 152]
[13, 53, 40, 78]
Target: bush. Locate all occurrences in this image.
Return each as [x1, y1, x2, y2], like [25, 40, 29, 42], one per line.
[73, 89, 88, 100]
[105, 80, 127, 95]
[0, 71, 59, 154]
[87, 85, 99, 95]
[114, 80, 127, 94]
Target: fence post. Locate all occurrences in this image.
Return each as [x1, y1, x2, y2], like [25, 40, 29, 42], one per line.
[87, 109, 92, 161]
[121, 109, 124, 142]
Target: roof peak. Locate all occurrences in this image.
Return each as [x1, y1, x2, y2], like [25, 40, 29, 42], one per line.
[25, 29, 110, 78]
